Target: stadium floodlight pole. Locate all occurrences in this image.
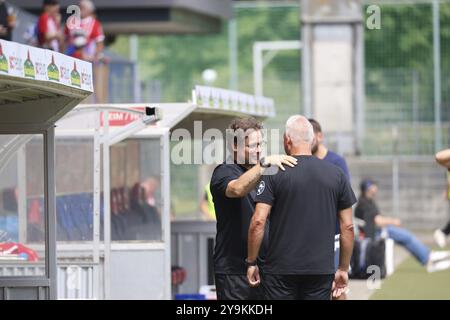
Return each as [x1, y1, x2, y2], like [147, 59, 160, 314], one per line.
[433, 0, 442, 152]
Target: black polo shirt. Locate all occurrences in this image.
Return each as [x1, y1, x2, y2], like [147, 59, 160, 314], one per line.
[210, 163, 268, 275]
[255, 155, 356, 275]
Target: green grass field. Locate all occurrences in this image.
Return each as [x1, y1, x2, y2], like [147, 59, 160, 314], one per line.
[370, 255, 450, 300]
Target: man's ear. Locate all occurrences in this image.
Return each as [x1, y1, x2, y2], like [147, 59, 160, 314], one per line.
[318, 132, 324, 143]
[284, 134, 292, 149]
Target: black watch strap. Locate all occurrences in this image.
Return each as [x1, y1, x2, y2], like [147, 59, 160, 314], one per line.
[245, 258, 257, 267]
[259, 157, 270, 168]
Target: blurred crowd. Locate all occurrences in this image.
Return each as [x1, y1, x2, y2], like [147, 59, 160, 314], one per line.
[0, 0, 105, 64]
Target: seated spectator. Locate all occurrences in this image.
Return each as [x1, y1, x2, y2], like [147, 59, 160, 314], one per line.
[355, 178, 450, 273]
[130, 183, 161, 241]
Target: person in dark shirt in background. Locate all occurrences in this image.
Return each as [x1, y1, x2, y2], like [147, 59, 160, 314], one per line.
[355, 178, 450, 273]
[309, 118, 351, 299]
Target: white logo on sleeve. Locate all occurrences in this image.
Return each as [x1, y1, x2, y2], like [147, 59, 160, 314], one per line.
[257, 181, 265, 195]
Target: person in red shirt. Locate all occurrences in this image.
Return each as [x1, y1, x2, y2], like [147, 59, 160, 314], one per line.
[65, 0, 105, 62]
[37, 0, 64, 52]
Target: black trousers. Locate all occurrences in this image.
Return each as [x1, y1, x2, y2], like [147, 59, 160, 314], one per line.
[443, 220, 450, 235]
[263, 274, 334, 300]
[215, 274, 265, 300]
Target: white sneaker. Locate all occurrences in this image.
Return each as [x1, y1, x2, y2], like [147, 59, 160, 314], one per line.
[429, 250, 450, 263]
[427, 259, 450, 273]
[434, 229, 447, 248]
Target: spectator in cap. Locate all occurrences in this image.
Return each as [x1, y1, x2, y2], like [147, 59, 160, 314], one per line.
[355, 178, 450, 273]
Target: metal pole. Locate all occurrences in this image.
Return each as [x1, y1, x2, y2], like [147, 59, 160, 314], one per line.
[93, 109, 101, 299]
[17, 147, 27, 244]
[162, 129, 172, 299]
[392, 126, 400, 218]
[253, 43, 263, 96]
[44, 127, 57, 300]
[228, 18, 238, 90]
[301, 23, 312, 117]
[102, 111, 111, 299]
[433, 0, 442, 152]
[355, 22, 365, 155]
[130, 34, 141, 103]
[412, 70, 419, 153]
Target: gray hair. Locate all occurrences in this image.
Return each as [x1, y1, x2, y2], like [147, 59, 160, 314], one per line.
[80, 0, 95, 13]
[285, 115, 314, 145]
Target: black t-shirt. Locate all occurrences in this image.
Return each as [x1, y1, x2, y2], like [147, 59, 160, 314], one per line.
[255, 155, 356, 275]
[355, 197, 379, 238]
[210, 163, 268, 274]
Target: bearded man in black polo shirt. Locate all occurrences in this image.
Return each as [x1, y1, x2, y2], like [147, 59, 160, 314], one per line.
[210, 117, 297, 300]
[247, 115, 356, 300]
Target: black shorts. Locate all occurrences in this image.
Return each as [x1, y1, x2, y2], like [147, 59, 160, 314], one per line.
[263, 274, 334, 300]
[215, 274, 265, 300]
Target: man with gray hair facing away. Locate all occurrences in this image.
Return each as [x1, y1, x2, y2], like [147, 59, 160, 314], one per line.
[247, 116, 356, 300]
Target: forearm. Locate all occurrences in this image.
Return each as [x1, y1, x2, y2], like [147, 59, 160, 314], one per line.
[339, 224, 354, 271]
[200, 202, 209, 217]
[226, 164, 262, 198]
[45, 32, 60, 42]
[374, 215, 397, 227]
[436, 149, 450, 168]
[248, 217, 266, 262]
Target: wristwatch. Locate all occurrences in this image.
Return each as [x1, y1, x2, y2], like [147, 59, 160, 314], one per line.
[245, 258, 257, 267]
[259, 156, 270, 168]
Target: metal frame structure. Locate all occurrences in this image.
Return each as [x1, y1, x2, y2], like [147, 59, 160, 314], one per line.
[0, 40, 93, 300]
[53, 105, 164, 299]
[253, 40, 302, 98]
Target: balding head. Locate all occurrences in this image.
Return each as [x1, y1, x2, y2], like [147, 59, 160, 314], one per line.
[284, 115, 314, 155]
[80, 0, 95, 18]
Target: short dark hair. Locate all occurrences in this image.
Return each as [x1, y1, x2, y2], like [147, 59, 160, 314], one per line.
[360, 178, 377, 194]
[308, 118, 322, 134]
[228, 117, 263, 132]
[227, 117, 263, 147]
[43, 0, 59, 6]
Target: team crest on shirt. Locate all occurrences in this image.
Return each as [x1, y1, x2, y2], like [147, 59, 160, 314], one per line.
[257, 181, 265, 195]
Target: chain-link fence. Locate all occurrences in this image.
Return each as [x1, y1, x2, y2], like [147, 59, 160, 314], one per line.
[364, 1, 450, 156]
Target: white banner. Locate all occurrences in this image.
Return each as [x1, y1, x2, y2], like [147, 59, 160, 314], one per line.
[0, 39, 93, 92]
[193, 85, 275, 117]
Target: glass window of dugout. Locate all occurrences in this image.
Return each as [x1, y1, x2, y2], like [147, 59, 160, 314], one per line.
[110, 137, 163, 242]
[0, 134, 46, 276]
[54, 136, 96, 243]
